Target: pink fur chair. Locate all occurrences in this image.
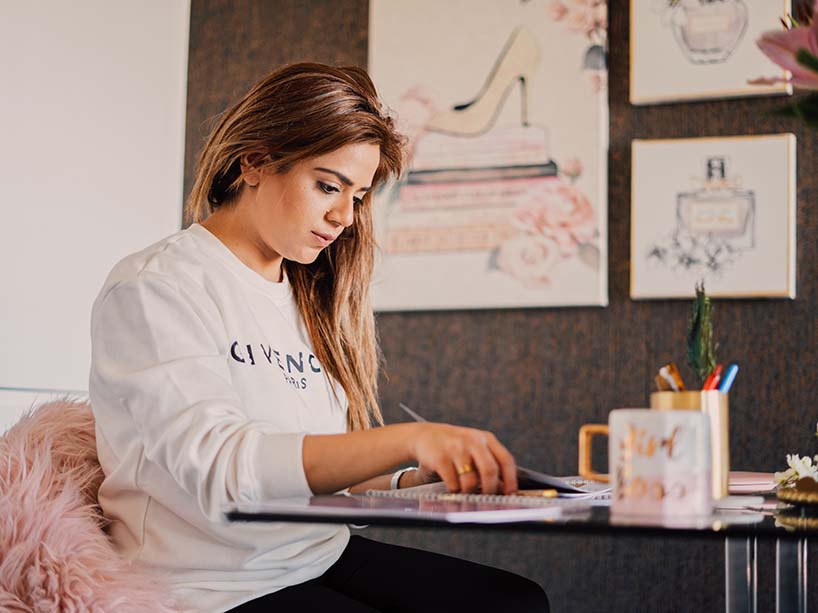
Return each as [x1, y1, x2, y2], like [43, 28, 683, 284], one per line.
[0, 398, 181, 611]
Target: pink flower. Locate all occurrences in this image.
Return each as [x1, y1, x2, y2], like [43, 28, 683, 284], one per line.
[561, 157, 583, 180]
[549, 1, 569, 21]
[396, 85, 440, 161]
[750, 2, 818, 90]
[590, 71, 607, 92]
[513, 181, 597, 257]
[497, 235, 560, 287]
[594, 3, 608, 31]
[551, 1, 607, 41]
[567, 7, 595, 35]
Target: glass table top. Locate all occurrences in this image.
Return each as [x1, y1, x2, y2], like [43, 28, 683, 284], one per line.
[223, 493, 817, 539]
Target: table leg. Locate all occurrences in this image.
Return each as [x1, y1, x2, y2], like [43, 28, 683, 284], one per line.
[726, 537, 757, 613]
[776, 538, 807, 613]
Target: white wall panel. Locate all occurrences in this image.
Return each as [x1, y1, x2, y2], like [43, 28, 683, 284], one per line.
[0, 1, 190, 395]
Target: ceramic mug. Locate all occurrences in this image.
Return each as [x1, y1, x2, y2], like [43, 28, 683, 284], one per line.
[579, 409, 712, 516]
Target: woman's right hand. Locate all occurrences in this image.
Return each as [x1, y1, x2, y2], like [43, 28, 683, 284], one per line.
[410, 423, 518, 495]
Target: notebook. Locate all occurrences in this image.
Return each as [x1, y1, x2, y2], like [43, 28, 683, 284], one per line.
[224, 491, 592, 525]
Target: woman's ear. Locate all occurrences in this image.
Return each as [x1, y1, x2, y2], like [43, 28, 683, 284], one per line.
[240, 152, 269, 187]
[242, 169, 261, 188]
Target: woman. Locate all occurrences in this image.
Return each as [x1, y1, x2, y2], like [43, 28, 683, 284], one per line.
[89, 62, 549, 612]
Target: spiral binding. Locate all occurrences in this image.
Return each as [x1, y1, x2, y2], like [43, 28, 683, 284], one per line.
[365, 489, 575, 507]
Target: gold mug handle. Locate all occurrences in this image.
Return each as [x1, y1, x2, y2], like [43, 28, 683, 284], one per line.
[578, 424, 610, 483]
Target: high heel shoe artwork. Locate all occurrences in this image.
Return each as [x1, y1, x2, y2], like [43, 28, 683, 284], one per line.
[384, 26, 558, 255]
[425, 27, 540, 137]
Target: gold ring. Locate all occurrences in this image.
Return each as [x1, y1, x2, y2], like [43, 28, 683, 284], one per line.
[456, 463, 474, 476]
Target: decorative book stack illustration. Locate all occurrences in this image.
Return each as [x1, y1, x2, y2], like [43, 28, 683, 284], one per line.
[385, 125, 558, 254]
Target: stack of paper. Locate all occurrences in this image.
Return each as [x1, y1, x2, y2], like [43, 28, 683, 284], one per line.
[728, 471, 776, 494]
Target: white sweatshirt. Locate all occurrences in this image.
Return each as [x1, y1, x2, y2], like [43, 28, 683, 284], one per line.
[89, 223, 349, 612]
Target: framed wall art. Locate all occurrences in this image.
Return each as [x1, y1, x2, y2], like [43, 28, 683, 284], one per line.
[368, 0, 608, 311]
[630, 0, 792, 104]
[630, 134, 796, 299]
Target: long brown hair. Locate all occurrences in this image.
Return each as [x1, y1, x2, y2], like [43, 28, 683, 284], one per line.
[185, 63, 405, 431]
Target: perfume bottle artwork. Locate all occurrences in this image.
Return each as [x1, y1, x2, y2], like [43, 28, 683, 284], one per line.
[677, 157, 754, 245]
[663, 0, 749, 65]
[647, 156, 755, 274]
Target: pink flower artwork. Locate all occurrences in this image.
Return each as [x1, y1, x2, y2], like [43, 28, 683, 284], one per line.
[549, 0, 608, 90]
[550, 0, 607, 40]
[549, 1, 569, 21]
[395, 85, 440, 162]
[590, 71, 608, 93]
[512, 180, 597, 257]
[497, 235, 561, 287]
[497, 180, 598, 287]
[560, 157, 584, 181]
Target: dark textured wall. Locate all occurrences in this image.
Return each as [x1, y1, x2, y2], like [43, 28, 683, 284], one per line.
[186, 1, 818, 610]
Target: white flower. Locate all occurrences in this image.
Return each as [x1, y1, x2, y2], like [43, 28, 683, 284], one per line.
[775, 467, 797, 487]
[776, 454, 818, 487]
[790, 454, 818, 477]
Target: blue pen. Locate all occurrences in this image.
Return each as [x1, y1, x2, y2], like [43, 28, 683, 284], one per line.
[718, 363, 739, 393]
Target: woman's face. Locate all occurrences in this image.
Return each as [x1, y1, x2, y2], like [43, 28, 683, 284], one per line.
[238, 142, 380, 275]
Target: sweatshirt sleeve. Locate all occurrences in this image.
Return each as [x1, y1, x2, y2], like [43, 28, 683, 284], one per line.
[89, 271, 314, 521]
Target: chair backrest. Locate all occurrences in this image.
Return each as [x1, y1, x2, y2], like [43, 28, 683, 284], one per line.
[0, 398, 181, 611]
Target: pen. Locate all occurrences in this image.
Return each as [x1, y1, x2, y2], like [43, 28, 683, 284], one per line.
[515, 489, 558, 498]
[399, 403, 427, 423]
[702, 364, 723, 390]
[718, 363, 739, 393]
[659, 363, 685, 392]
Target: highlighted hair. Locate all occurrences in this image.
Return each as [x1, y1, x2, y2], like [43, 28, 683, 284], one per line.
[186, 63, 406, 430]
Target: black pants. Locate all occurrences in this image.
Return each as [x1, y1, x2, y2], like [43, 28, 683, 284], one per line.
[228, 535, 549, 612]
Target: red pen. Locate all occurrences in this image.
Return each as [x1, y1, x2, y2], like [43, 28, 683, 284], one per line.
[702, 364, 723, 390]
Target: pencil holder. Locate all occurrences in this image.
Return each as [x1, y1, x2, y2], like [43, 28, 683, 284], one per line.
[650, 391, 729, 499]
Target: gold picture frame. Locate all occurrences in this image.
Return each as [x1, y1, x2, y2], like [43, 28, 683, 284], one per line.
[630, 134, 796, 299]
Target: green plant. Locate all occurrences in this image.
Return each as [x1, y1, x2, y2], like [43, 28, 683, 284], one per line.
[686, 281, 718, 386]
